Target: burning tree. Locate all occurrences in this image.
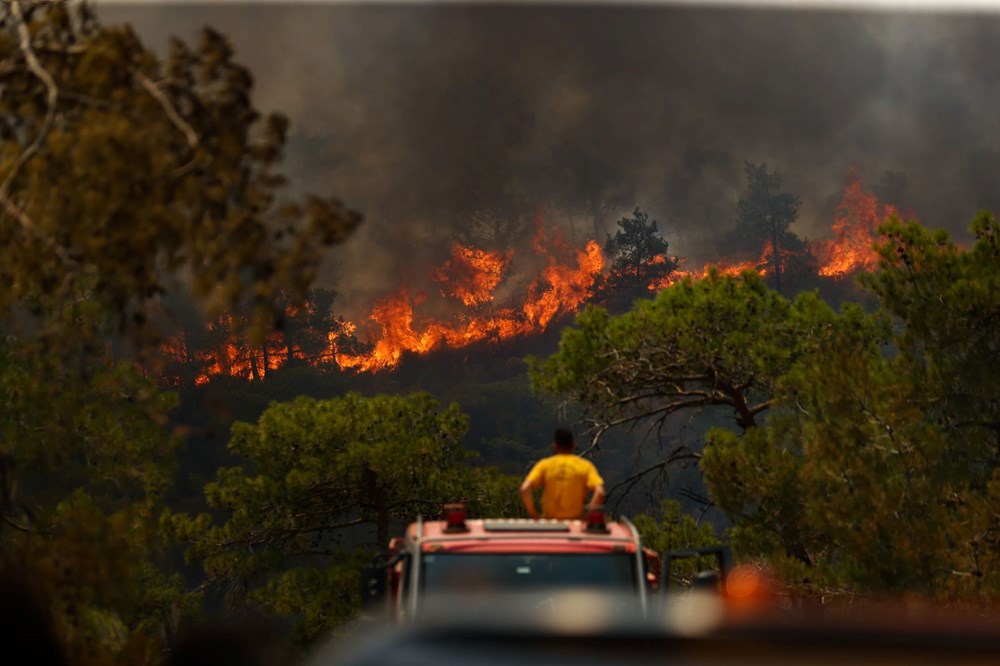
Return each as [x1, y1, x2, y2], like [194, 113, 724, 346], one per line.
[430, 243, 512, 308]
[813, 168, 898, 277]
[157, 288, 364, 386]
[324, 221, 605, 373]
[734, 162, 806, 295]
[599, 207, 677, 312]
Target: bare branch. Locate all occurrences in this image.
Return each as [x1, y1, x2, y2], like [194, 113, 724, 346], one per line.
[34, 41, 87, 56]
[678, 487, 713, 507]
[2, 516, 34, 534]
[0, 0, 76, 263]
[0, 0, 59, 201]
[606, 445, 702, 510]
[133, 70, 198, 150]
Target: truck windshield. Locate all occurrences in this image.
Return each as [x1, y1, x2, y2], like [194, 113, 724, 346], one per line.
[421, 553, 637, 595]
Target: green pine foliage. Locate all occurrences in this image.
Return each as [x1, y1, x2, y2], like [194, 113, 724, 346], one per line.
[0, 2, 361, 346]
[632, 500, 720, 586]
[0, 2, 361, 662]
[8, 1, 1000, 657]
[536, 212, 1000, 602]
[599, 207, 676, 310]
[530, 270, 881, 447]
[0, 336, 189, 665]
[733, 162, 812, 294]
[171, 393, 518, 640]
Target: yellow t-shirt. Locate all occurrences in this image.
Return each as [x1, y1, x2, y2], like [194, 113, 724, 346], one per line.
[524, 454, 604, 520]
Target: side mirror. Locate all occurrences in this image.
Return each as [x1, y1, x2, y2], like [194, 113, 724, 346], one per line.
[691, 570, 720, 591]
[642, 547, 661, 593]
[662, 545, 733, 595]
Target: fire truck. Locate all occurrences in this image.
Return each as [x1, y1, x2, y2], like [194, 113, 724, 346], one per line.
[362, 503, 731, 622]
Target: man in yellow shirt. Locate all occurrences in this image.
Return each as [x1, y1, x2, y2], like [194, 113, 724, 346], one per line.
[519, 428, 606, 520]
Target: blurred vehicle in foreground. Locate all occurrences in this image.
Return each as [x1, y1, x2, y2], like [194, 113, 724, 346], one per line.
[333, 503, 1000, 666]
[318, 589, 1000, 666]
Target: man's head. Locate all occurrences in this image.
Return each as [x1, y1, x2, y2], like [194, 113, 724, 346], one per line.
[552, 427, 575, 453]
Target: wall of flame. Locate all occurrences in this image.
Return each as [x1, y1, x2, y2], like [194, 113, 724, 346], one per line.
[158, 172, 893, 384]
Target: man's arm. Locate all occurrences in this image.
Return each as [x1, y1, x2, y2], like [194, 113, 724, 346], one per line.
[519, 478, 540, 519]
[585, 463, 606, 512]
[586, 483, 606, 512]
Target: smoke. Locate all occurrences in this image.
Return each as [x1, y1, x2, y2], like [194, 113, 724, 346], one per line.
[103, 4, 1000, 318]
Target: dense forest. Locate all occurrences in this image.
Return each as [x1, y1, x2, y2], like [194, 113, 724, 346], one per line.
[2, 2, 1000, 664]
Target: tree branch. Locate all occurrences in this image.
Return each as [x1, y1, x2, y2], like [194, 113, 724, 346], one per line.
[606, 445, 702, 511]
[678, 487, 713, 508]
[3, 516, 34, 534]
[133, 70, 198, 150]
[0, 0, 59, 201]
[0, 1, 76, 267]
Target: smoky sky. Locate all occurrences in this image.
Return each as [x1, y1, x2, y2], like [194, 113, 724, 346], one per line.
[102, 3, 1000, 313]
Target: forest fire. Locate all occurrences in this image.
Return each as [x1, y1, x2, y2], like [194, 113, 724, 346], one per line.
[158, 172, 897, 384]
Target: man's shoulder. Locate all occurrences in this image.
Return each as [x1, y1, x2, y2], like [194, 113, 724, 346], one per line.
[529, 455, 558, 471]
[535, 454, 597, 472]
[555, 454, 597, 471]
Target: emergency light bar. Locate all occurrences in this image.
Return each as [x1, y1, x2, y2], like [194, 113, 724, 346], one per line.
[442, 503, 469, 533]
[483, 519, 571, 532]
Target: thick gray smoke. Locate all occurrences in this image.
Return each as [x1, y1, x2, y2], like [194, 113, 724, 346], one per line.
[103, 3, 1000, 315]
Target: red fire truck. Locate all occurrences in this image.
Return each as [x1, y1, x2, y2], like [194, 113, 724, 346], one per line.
[363, 503, 729, 622]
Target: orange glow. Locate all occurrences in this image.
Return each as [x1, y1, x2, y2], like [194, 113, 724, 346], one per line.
[726, 564, 768, 600]
[814, 167, 897, 277]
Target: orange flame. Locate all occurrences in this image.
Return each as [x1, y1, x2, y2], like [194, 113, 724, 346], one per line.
[332, 221, 605, 373]
[430, 243, 512, 307]
[651, 249, 768, 290]
[814, 168, 897, 277]
[153, 310, 324, 387]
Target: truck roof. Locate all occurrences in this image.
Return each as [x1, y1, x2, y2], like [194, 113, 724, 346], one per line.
[407, 518, 639, 554]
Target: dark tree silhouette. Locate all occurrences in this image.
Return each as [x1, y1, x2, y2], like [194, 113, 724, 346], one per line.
[735, 162, 802, 295]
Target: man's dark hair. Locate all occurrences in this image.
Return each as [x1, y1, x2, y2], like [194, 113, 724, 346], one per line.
[553, 428, 575, 451]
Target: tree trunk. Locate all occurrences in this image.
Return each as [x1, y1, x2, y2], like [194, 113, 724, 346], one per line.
[769, 209, 783, 296]
[249, 353, 261, 382]
[285, 328, 295, 367]
[363, 466, 389, 546]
